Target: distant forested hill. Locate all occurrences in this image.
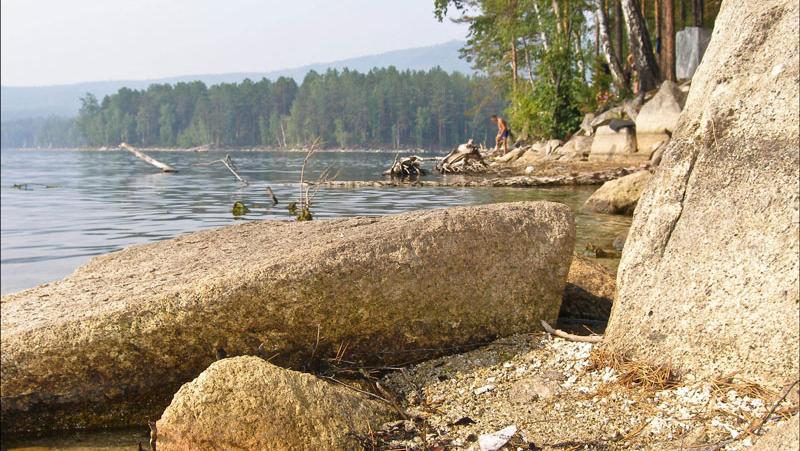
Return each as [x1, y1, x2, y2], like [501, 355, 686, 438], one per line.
[13, 67, 502, 150]
[2, 67, 505, 150]
[1, 41, 472, 121]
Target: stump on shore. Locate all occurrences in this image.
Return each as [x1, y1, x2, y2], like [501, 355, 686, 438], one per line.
[436, 140, 488, 174]
[384, 155, 428, 178]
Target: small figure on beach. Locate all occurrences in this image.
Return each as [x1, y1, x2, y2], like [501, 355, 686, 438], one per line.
[624, 53, 639, 95]
[490, 114, 511, 155]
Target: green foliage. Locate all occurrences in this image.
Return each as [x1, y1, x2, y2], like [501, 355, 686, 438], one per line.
[295, 206, 313, 222]
[434, 0, 603, 141]
[231, 201, 250, 216]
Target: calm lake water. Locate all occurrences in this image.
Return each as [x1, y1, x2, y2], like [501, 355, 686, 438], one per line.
[0, 148, 629, 449]
[1, 148, 630, 296]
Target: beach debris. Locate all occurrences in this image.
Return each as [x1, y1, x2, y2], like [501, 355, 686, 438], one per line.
[384, 155, 428, 178]
[451, 416, 477, 426]
[11, 183, 59, 190]
[541, 320, 603, 343]
[231, 201, 250, 216]
[477, 425, 517, 451]
[436, 139, 488, 174]
[120, 143, 177, 173]
[474, 384, 495, 395]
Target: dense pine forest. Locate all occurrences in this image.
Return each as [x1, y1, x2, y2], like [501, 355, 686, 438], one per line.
[1, 68, 506, 150]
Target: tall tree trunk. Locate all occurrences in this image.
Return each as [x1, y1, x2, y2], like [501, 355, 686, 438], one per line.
[621, 0, 661, 91]
[532, 2, 550, 51]
[510, 38, 518, 89]
[596, 0, 627, 90]
[654, 0, 661, 49]
[680, 0, 686, 29]
[661, 0, 676, 81]
[574, 37, 587, 83]
[551, 0, 564, 36]
[692, 0, 703, 26]
[614, 0, 624, 62]
[522, 38, 536, 89]
[595, 16, 600, 57]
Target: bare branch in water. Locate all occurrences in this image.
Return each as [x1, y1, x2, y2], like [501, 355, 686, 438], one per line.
[194, 154, 248, 184]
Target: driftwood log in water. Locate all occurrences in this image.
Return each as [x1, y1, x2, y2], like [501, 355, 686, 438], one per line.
[383, 155, 428, 178]
[315, 167, 636, 189]
[436, 140, 488, 174]
[120, 143, 178, 173]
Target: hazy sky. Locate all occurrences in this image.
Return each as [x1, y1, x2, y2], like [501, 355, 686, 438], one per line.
[1, 0, 467, 86]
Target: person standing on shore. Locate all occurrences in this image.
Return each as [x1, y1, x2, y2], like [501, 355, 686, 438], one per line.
[624, 54, 639, 95]
[491, 114, 511, 155]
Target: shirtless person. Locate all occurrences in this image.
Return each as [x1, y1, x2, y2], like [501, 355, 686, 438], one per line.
[491, 114, 511, 155]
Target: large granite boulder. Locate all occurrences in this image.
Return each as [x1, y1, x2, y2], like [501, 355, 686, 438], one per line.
[513, 149, 543, 167]
[584, 171, 653, 215]
[553, 135, 593, 161]
[604, 0, 799, 387]
[578, 113, 595, 136]
[1, 202, 575, 433]
[590, 106, 624, 128]
[156, 356, 397, 451]
[588, 125, 645, 163]
[635, 81, 686, 152]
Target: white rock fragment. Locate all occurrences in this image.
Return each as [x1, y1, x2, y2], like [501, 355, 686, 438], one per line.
[474, 384, 495, 395]
[478, 425, 517, 451]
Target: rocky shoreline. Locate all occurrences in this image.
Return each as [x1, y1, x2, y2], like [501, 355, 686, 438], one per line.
[316, 166, 638, 189]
